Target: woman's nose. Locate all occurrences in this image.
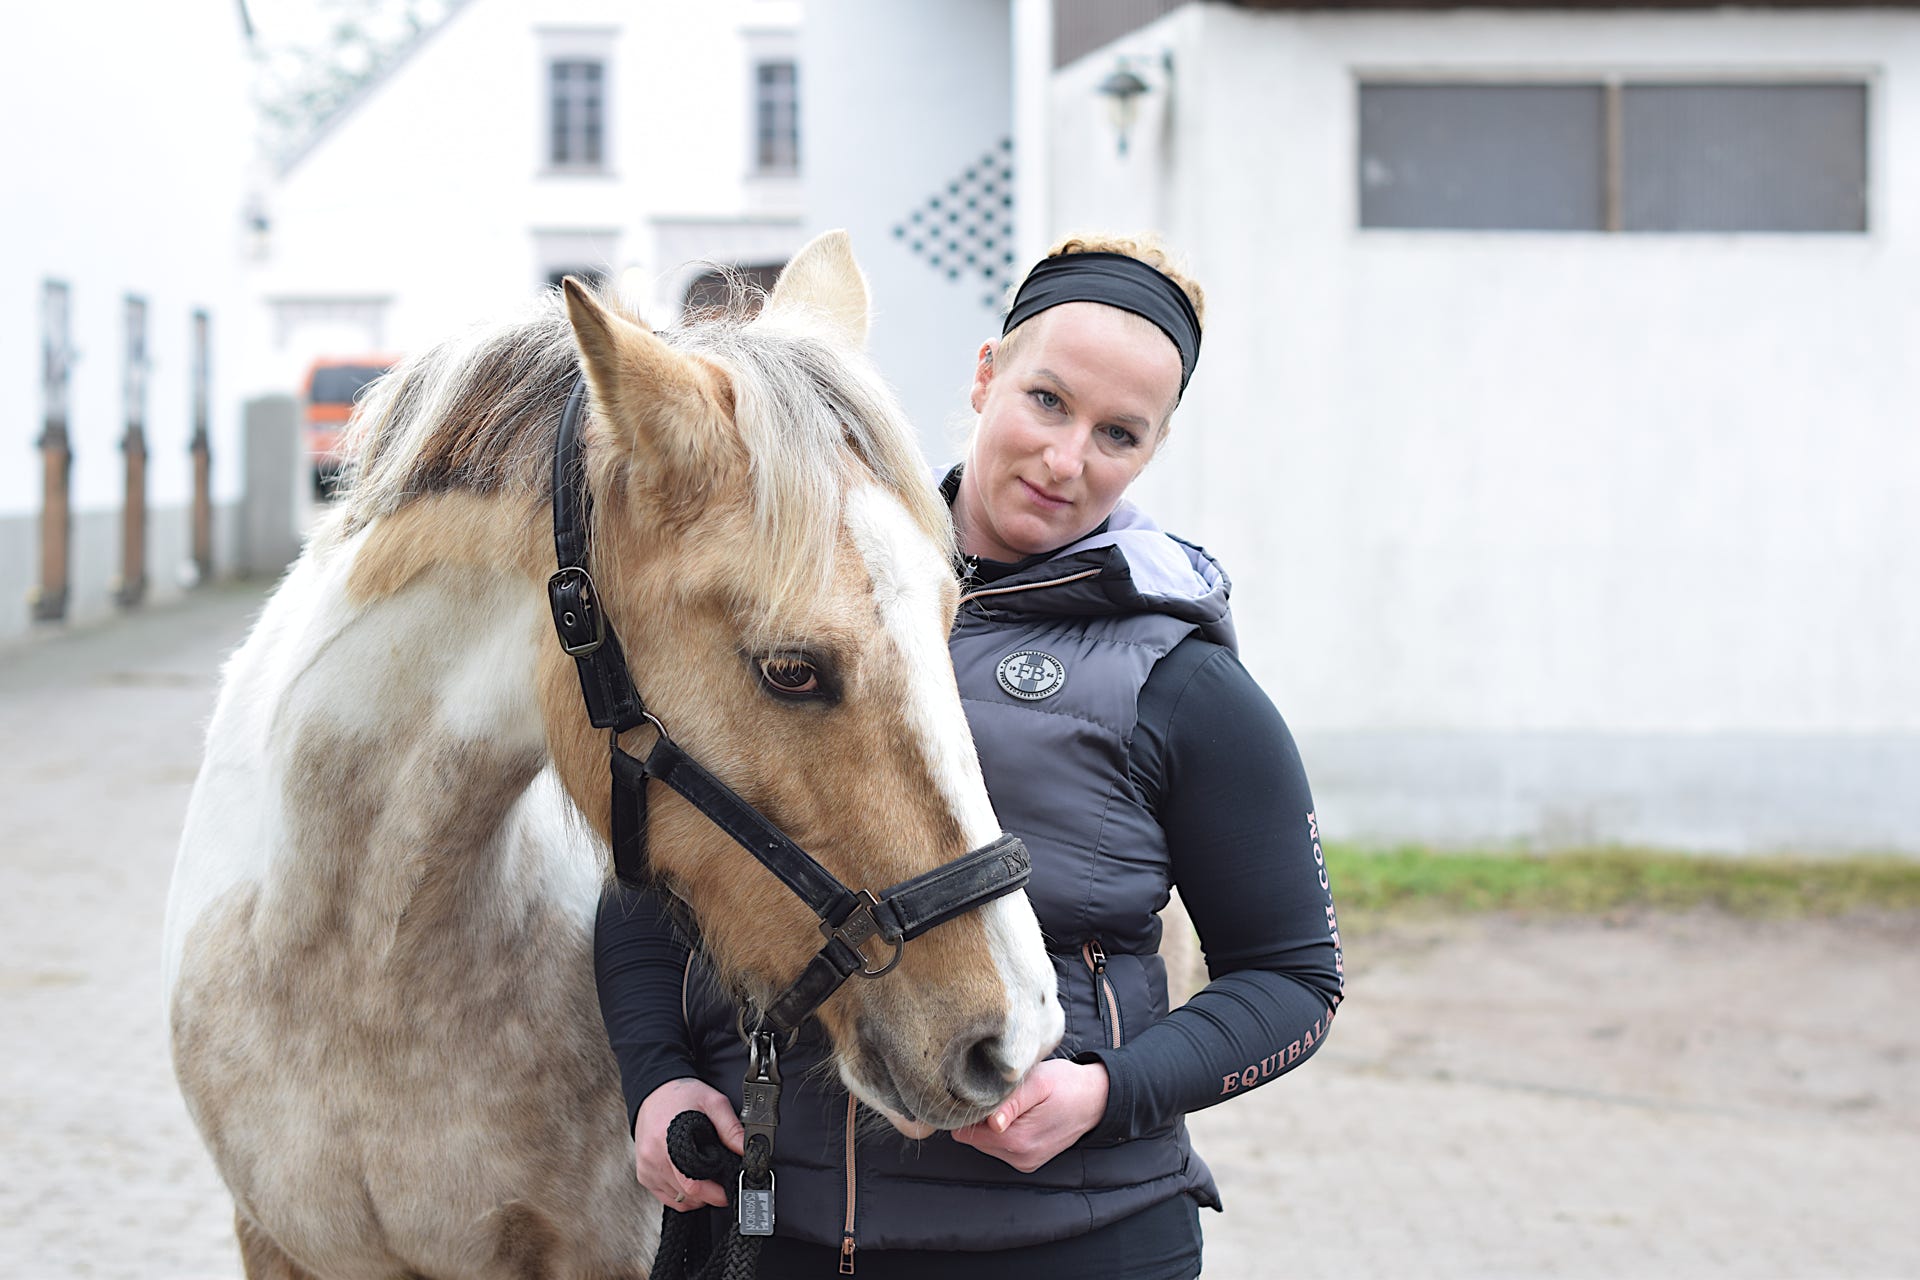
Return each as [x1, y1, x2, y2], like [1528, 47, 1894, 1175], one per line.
[1042, 431, 1087, 481]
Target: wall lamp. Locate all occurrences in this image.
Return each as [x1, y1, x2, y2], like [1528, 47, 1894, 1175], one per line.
[1095, 52, 1172, 158]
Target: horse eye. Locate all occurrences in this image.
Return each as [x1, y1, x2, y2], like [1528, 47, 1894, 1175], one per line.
[758, 656, 820, 696]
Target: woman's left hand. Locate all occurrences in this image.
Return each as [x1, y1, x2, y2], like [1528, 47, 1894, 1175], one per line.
[950, 1058, 1109, 1173]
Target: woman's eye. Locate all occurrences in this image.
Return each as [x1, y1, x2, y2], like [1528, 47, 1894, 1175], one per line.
[758, 657, 820, 696]
[1103, 424, 1140, 448]
[1032, 389, 1062, 412]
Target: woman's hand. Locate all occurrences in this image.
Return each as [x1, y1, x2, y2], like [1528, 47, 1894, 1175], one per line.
[950, 1058, 1110, 1173]
[633, 1077, 743, 1212]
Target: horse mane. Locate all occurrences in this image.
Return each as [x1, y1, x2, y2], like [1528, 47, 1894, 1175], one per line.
[330, 283, 952, 613]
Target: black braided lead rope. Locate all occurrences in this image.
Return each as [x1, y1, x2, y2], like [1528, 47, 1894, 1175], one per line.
[652, 1111, 768, 1280]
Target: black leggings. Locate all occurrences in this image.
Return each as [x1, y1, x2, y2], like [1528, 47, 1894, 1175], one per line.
[750, 1193, 1203, 1279]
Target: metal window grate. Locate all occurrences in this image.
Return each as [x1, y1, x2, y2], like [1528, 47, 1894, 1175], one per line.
[890, 138, 1018, 311]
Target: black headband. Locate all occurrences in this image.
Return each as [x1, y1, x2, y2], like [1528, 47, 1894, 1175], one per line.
[1001, 251, 1202, 394]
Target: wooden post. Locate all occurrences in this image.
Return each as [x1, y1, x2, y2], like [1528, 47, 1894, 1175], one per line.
[33, 280, 72, 623]
[117, 424, 149, 607]
[32, 422, 71, 623]
[116, 295, 149, 609]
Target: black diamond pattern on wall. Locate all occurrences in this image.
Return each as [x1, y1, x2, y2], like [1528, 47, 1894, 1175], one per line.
[891, 137, 1016, 311]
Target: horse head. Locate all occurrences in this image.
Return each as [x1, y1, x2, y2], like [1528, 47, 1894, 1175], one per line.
[543, 232, 1063, 1133]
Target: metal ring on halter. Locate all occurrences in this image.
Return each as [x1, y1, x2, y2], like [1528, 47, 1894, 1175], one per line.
[855, 932, 903, 978]
[609, 710, 671, 753]
[736, 1007, 801, 1053]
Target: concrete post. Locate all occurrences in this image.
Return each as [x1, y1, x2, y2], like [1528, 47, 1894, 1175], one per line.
[240, 394, 301, 578]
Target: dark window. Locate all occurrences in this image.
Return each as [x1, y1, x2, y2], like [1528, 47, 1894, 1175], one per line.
[1622, 83, 1867, 233]
[550, 59, 605, 167]
[546, 267, 605, 292]
[124, 296, 149, 428]
[308, 364, 391, 406]
[683, 263, 786, 322]
[191, 309, 211, 431]
[42, 281, 71, 425]
[755, 61, 799, 173]
[1360, 84, 1606, 231]
[1359, 80, 1869, 234]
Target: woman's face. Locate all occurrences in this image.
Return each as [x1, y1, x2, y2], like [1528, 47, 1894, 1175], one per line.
[956, 302, 1183, 563]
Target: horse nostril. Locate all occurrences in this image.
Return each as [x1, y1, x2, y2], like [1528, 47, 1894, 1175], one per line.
[944, 1023, 1016, 1107]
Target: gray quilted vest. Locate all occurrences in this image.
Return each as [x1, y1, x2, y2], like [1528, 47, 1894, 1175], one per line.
[682, 498, 1236, 1255]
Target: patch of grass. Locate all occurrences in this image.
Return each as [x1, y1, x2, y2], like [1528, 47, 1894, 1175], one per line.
[1324, 843, 1920, 919]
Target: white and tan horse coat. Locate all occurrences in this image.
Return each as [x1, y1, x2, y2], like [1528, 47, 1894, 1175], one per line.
[164, 234, 1060, 1279]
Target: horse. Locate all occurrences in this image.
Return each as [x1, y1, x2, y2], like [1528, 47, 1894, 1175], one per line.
[162, 231, 1064, 1280]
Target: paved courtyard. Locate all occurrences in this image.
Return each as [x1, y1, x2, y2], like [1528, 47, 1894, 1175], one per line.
[1, 581, 1915, 1278]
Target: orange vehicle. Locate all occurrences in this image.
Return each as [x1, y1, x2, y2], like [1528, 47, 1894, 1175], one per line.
[303, 355, 398, 495]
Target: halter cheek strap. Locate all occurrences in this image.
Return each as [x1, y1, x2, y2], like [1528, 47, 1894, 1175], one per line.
[548, 376, 647, 734]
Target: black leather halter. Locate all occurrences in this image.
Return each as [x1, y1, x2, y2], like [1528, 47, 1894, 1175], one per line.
[546, 375, 1033, 1035]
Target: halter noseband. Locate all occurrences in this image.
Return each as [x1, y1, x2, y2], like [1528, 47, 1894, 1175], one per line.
[546, 374, 1033, 1035]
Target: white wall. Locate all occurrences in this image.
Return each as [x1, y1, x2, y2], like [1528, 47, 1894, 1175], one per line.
[0, 2, 252, 634]
[802, 0, 1014, 463]
[1049, 7, 1920, 851]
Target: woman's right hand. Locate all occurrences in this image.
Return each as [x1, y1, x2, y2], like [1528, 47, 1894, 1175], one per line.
[634, 1077, 744, 1212]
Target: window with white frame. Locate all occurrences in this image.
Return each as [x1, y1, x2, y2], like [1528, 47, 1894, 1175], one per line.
[754, 59, 799, 174]
[549, 58, 606, 168]
[1358, 79, 1868, 233]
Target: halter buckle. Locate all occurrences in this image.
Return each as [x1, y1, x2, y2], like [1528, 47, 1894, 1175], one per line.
[825, 890, 904, 978]
[547, 565, 606, 657]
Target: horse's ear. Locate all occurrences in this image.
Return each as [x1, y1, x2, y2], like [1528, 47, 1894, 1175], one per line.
[764, 229, 870, 347]
[562, 277, 736, 492]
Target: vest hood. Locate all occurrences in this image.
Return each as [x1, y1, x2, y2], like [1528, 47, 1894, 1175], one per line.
[952, 488, 1237, 651]
[1041, 500, 1236, 649]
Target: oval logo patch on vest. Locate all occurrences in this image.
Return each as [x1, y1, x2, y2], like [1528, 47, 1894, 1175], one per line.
[996, 650, 1066, 701]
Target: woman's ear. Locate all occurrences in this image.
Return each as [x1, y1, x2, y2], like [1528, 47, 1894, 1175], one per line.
[969, 340, 997, 414]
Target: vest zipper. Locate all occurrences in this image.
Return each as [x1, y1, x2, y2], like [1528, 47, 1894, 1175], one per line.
[1082, 939, 1122, 1048]
[957, 566, 1103, 609]
[840, 1093, 858, 1273]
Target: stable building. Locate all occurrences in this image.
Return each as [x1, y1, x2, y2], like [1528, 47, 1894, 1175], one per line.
[803, 0, 1920, 853]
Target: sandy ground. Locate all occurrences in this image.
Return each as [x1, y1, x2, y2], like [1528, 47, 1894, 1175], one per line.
[1, 581, 1916, 1279]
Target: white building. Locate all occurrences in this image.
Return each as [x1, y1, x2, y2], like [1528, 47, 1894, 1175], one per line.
[250, 0, 809, 395]
[0, 3, 254, 640]
[806, 0, 1920, 854]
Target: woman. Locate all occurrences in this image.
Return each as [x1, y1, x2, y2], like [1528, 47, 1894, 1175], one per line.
[597, 235, 1344, 1278]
